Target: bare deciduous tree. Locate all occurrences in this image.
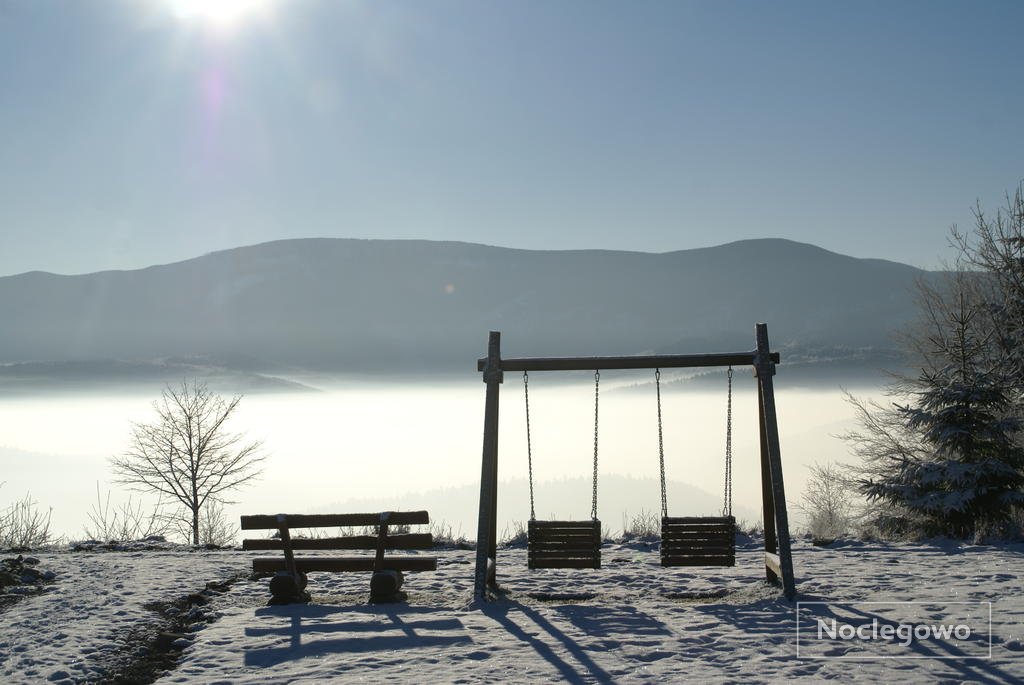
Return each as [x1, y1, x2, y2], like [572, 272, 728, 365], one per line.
[111, 380, 264, 545]
[951, 181, 1024, 394]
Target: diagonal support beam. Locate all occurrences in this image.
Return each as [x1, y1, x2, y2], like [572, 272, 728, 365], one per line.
[754, 323, 796, 600]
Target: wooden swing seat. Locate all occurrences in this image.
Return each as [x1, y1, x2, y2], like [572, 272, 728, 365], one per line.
[661, 515, 736, 567]
[528, 519, 602, 569]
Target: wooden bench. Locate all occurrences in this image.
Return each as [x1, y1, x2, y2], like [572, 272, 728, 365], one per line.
[240, 511, 437, 603]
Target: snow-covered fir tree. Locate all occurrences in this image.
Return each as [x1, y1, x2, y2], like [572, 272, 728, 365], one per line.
[865, 371, 1024, 537]
[848, 274, 1024, 537]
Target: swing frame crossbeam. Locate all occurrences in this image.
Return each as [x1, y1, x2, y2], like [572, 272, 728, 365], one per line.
[473, 323, 796, 601]
[476, 352, 778, 372]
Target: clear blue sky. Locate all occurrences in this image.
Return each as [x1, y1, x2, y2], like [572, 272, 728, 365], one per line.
[1, 0, 1021, 276]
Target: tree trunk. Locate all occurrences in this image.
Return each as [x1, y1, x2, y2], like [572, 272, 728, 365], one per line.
[192, 480, 200, 545]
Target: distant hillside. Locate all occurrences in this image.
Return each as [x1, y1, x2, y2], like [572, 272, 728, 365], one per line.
[0, 358, 315, 395]
[0, 238, 934, 373]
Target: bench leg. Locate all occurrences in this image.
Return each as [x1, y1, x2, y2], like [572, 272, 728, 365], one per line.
[269, 571, 310, 605]
[369, 570, 405, 603]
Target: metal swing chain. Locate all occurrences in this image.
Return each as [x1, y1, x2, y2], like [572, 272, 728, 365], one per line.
[656, 369, 667, 518]
[524, 371, 536, 521]
[723, 366, 734, 517]
[591, 370, 600, 521]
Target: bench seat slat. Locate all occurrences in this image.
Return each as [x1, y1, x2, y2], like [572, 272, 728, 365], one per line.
[253, 556, 438, 573]
[242, 533, 433, 552]
[240, 511, 430, 530]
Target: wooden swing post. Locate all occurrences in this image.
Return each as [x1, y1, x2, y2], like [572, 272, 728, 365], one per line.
[474, 331, 502, 599]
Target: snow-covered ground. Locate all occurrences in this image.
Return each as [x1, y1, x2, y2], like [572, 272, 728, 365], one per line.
[2, 537, 1022, 683]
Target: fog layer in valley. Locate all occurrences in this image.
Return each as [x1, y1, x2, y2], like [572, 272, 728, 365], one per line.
[0, 374, 883, 541]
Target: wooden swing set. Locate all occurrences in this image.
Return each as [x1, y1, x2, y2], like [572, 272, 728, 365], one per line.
[473, 323, 796, 600]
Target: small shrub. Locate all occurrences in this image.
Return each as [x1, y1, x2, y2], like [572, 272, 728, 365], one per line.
[83, 484, 173, 542]
[500, 520, 528, 547]
[798, 462, 854, 544]
[620, 509, 660, 541]
[287, 527, 331, 540]
[735, 518, 763, 537]
[351, 523, 412, 536]
[171, 500, 238, 546]
[0, 492, 54, 550]
[388, 523, 412, 535]
[196, 500, 239, 547]
[430, 520, 473, 549]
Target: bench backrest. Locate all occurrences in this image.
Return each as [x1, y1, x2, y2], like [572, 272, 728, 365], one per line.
[240, 511, 434, 575]
[240, 511, 431, 530]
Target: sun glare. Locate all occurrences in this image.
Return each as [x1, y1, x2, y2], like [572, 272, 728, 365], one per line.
[166, 0, 274, 28]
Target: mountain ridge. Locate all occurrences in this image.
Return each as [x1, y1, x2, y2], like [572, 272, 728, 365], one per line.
[0, 237, 935, 374]
[0, 237, 921, 279]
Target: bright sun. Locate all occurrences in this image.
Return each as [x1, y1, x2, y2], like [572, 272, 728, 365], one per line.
[166, 0, 274, 28]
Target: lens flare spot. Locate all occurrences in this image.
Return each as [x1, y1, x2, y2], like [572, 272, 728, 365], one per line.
[165, 0, 274, 29]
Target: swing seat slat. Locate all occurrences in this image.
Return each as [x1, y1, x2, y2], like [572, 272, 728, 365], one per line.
[528, 540, 602, 551]
[528, 553, 602, 569]
[528, 520, 601, 570]
[661, 515, 736, 529]
[661, 554, 735, 567]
